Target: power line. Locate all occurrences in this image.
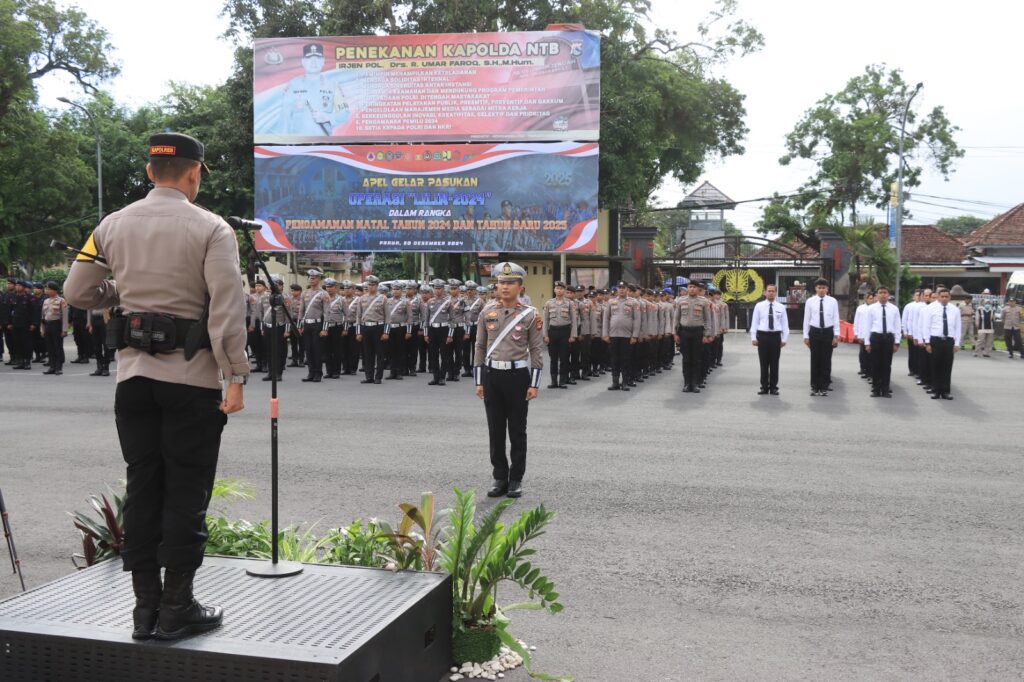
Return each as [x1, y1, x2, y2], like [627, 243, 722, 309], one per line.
[0, 215, 95, 244]
[906, 199, 999, 216]
[909, 193, 1012, 209]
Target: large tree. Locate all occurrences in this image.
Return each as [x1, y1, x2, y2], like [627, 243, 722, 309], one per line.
[935, 215, 986, 237]
[775, 64, 962, 228]
[218, 0, 762, 211]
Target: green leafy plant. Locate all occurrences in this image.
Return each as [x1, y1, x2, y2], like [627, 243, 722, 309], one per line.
[320, 520, 391, 568]
[438, 489, 568, 679]
[376, 491, 449, 572]
[70, 489, 124, 569]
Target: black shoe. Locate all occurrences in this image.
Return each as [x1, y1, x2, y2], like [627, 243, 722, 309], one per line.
[487, 479, 508, 497]
[810, 390, 820, 396]
[757, 388, 769, 395]
[556, 384, 568, 389]
[941, 394, 954, 400]
[89, 368, 104, 376]
[461, 371, 473, 378]
[769, 389, 779, 396]
[698, 382, 706, 389]
[154, 569, 223, 641]
[262, 375, 274, 381]
[437, 379, 446, 386]
[871, 391, 881, 397]
[374, 379, 382, 384]
[607, 384, 621, 391]
[691, 386, 700, 393]
[548, 383, 559, 389]
[506, 481, 523, 498]
[55, 369, 62, 375]
[301, 376, 316, 382]
[931, 393, 941, 399]
[131, 570, 162, 640]
[567, 379, 576, 385]
[883, 391, 892, 397]
[360, 378, 374, 384]
[43, 368, 56, 375]
[683, 385, 693, 393]
[620, 385, 630, 391]
[428, 380, 441, 385]
[385, 375, 399, 380]
[449, 376, 459, 382]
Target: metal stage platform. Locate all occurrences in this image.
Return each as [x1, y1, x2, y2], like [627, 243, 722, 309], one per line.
[0, 556, 452, 681]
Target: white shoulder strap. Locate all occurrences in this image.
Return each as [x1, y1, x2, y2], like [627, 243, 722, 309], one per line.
[486, 307, 535, 361]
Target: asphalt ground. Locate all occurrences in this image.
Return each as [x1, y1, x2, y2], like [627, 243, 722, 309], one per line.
[1, 337, 1022, 681]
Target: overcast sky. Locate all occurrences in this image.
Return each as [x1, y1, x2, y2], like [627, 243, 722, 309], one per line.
[39, 0, 1023, 232]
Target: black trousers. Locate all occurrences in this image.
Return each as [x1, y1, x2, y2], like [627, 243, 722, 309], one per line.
[427, 326, 450, 382]
[756, 330, 782, 390]
[263, 327, 288, 377]
[869, 332, 895, 393]
[34, 325, 47, 358]
[248, 322, 264, 368]
[11, 325, 31, 362]
[929, 336, 955, 395]
[43, 321, 64, 369]
[462, 324, 477, 372]
[115, 376, 225, 572]
[341, 328, 358, 373]
[859, 342, 870, 374]
[71, 319, 91, 358]
[483, 367, 530, 482]
[90, 316, 112, 369]
[1005, 328, 1022, 355]
[907, 338, 917, 375]
[303, 324, 323, 378]
[289, 330, 304, 364]
[323, 325, 342, 376]
[577, 335, 591, 376]
[446, 326, 465, 379]
[715, 333, 724, 364]
[808, 327, 834, 391]
[361, 325, 385, 381]
[547, 326, 570, 385]
[678, 326, 703, 386]
[406, 325, 422, 373]
[609, 336, 630, 384]
[917, 341, 933, 386]
[386, 327, 406, 377]
[568, 332, 582, 378]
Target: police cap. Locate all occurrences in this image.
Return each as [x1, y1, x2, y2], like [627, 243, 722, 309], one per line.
[447, 278, 462, 287]
[303, 43, 325, 58]
[149, 132, 209, 173]
[465, 281, 478, 290]
[554, 281, 567, 289]
[365, 275, 380, 284]
[419, 284, 431, 293]
[307, 269, 323, 278]
[380, 284, 391, 293]
[270, 274, 283, 284]
[31, 282, 42, 289]
[430, 278, 446, 288]
[341, 279, 353, 288]
[323, 278, 337, 287]
[493, 262, 526, 282]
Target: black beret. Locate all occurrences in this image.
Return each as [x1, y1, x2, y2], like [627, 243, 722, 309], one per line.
[149, 132, 209, 172]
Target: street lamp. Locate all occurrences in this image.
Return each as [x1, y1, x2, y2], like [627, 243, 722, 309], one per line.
[893, 82, 923, 306]
[57, 97, 103, 224]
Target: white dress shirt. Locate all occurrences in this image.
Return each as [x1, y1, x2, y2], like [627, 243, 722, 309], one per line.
[915, 301, 938, 341]
[921, 302, 962, 345]
[864, 301, 902, 347]
[802, 294, 841, 338]
[750, 299, 790, 343]
[853, 303, 870, 340]
[901, 301, 919, 337]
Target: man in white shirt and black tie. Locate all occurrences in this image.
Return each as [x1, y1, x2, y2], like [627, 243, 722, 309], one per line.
[864, 285, 901, 397]
[802, 277, 841, 396]
[750, 284, 788, 395]
[922, 288, 961, 400]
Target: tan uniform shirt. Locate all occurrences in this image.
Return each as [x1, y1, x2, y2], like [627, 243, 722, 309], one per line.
[355, 292, 387, 330]
[64, 187, 248, 389]
[1003, 304, 1021, 329]
[602, 297, 641, 338]
[674, 295, 713, 336]
[576, 298, 596, 336]
[473, 301, 545, 386]
[41, 296, 69, 333]
[385, 296, 411, 333]
[542, 297, 577, 337]
[301, 287, 327, 322]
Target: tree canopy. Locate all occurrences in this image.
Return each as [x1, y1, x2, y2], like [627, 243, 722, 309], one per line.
[935, 215, 986, 237]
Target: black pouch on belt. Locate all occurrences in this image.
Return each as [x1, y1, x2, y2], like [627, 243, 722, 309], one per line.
[106, 310, 128, 350]
[125, 312, 178, 354]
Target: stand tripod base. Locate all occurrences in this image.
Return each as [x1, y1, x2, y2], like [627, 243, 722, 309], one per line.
[246, 560, 304, 578]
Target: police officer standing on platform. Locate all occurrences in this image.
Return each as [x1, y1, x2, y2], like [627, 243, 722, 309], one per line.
[474, 262, 543, 499]
[65, 132, 248, 641]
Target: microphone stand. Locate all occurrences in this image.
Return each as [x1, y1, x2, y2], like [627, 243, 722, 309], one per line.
[0, 487, 26, 591]
[232, 220, 303, 578]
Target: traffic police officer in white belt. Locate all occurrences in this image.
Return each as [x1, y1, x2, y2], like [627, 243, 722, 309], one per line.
[65, 132, 248, 641]
[474, 262, 544, 499]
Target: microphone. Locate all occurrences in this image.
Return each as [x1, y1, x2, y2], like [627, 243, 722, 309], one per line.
[226, 216, 262, 231]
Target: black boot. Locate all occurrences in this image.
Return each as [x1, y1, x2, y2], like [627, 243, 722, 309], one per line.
[131, 570, 162, 640]
[154, 569, 223, 640]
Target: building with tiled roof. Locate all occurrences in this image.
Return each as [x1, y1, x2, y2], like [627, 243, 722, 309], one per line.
[962, 203, 1024, 293]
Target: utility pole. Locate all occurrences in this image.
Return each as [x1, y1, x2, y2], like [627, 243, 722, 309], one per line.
[58, 98, 103, 224]
[894, 82, 923, 306]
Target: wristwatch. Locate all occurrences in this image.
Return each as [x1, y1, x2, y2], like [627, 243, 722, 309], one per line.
[227, 375, 247, 385]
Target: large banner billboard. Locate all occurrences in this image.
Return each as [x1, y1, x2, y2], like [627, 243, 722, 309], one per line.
[253, 31, 600, 143]
[253, 142, 599, 253]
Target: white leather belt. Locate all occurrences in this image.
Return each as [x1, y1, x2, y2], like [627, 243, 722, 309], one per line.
[429, 323, 446, 328]
[361, 321, 383, 327]
[304, 319, 320, 324]
[487, 360, 529, 370]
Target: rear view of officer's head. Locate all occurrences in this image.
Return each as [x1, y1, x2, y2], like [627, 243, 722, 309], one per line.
[146, 133, 209, 203]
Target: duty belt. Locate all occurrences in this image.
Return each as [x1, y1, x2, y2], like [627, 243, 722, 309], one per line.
[487, 360, 529, 370]
[361, 321, 383, 326]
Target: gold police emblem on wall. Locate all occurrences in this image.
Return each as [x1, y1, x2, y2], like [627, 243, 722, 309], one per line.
[712, 269, 764, 302]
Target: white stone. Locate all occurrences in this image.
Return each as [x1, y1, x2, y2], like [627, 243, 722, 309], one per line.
[449, 676, 463, 681]
[451, 667, 459, 673]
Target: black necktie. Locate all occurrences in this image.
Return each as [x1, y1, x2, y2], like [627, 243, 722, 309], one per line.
[881, 303, 887, 334]
[819, 298, 825, 328]
[942, 306, 948, 337]
[768, 302, 774, 330]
